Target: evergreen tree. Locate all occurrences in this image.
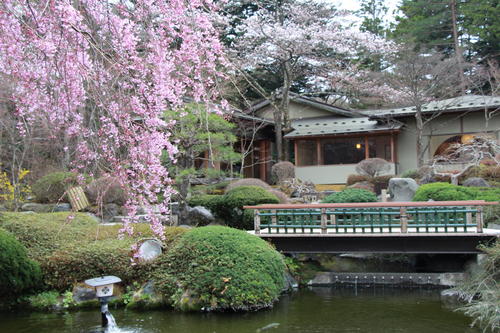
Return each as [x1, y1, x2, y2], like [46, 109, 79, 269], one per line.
[358, 0, 388, 37]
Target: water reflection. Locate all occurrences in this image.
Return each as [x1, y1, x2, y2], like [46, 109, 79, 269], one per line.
[0, 287, 478, 333]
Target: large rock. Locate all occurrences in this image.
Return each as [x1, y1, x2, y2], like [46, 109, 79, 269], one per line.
[187, 206, 214, 226]
[21, 203, 51, 213]
[388, 178, 419, 202]
[102, 203, 120, 222]
[463, 177, 490, 187]
[53, 203, 71, 212]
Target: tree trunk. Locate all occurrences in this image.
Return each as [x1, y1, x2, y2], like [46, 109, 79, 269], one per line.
[281, 61, 292, 161]
[450, 0, 466, 93]
[415, 105, 425, 168]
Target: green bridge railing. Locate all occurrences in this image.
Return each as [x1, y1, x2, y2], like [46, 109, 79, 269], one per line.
[243, 201, 498, 235]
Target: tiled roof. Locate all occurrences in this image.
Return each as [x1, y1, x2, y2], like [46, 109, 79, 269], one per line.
[247, 93, 357, 118]
[284, 117, 401, 138]
[360, 95, 500, 118]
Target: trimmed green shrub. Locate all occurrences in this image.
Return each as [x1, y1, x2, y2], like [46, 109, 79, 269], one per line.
[346, 174, 370, 186]
[187, 194, 224, 213]
[413, 182, 479, 201]
[0, 228, 42, 296]
[225, 178, 272, 193]
[43, 238, 146, 291]
[322, 188, 378, 203]
[150, 226, 286, 311]
[217, 186, 279, 229]
[32, 172, 80, 203]
[474, 187, 500, 202]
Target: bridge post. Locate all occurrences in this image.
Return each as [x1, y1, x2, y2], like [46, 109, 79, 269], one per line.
[321, 208, 327, 234]
[400, 207, 408, 233]
[476, 206, 483, 233]
[254, 209, 261, 234]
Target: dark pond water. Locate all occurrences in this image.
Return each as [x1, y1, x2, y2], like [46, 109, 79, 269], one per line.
[0, 287, 478, 333]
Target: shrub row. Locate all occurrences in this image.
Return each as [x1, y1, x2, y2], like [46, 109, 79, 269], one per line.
[189, 186, 280, 229]
[413, 182, 500, 202]
[322, 188, 378, 203]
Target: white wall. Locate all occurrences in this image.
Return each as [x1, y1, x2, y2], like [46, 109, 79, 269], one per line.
[296, 163, 396, 184]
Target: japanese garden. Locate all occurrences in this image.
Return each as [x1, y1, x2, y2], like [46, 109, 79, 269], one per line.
[0, 1, 498, 332]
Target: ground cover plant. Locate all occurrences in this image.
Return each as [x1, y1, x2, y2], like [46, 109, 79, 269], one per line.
[150, 226, 286, 311]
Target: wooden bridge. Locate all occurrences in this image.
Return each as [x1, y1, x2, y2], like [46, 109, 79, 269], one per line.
[243, 201, 499, 254]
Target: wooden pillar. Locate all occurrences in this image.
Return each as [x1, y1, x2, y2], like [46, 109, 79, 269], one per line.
[400, 207, 408, 233]
[259, 140, 266, 181]
[294, 140, 298, 166]
[390, 133, 396, 163]
[316, 138, 321, 165]
[476, 206, 483, 233]
[364, 136, 369, 159]
[254, 210, 261, 234]
[321, 208, 327, 234]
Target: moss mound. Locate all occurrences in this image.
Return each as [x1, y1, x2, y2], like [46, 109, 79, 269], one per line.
[151, 226, 286, 311]
[0, 228, 42, 296]
[322, 188, 378, 203]
[0, 212, 156, 291]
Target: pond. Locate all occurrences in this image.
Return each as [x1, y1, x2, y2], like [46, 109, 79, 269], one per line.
[0, 287, 478, 333]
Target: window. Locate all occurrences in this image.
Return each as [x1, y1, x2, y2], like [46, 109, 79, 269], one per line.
[296, 140, 318, 166]
[368, 136, 392, 161]
[295, 135, 395, 166]
[321, 138, 365, 164]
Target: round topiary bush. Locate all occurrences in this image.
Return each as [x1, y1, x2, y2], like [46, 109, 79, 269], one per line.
[346, 174, 370, 186]
[224, 178, 272, 193]
[151, 226, 286, 311]
[85, 176, 127, 205]
[322, 188, 378, 203]
[217, 186, 279, 229]
[31, 171, 80, 203]
[0, 228, 42, 296]
[413, 182, 477, 201]
[271, 161, 295, 184]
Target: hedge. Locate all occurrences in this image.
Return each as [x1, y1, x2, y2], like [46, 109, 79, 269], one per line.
[216, 186, 279, 229]
[0, 228, 42, 296]
[413, 183, 500, 202]
[150, 226, 286, 311]
[322, 188, 378, 203]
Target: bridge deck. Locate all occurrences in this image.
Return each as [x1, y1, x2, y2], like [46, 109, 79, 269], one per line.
[245, 201, 498, 253]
